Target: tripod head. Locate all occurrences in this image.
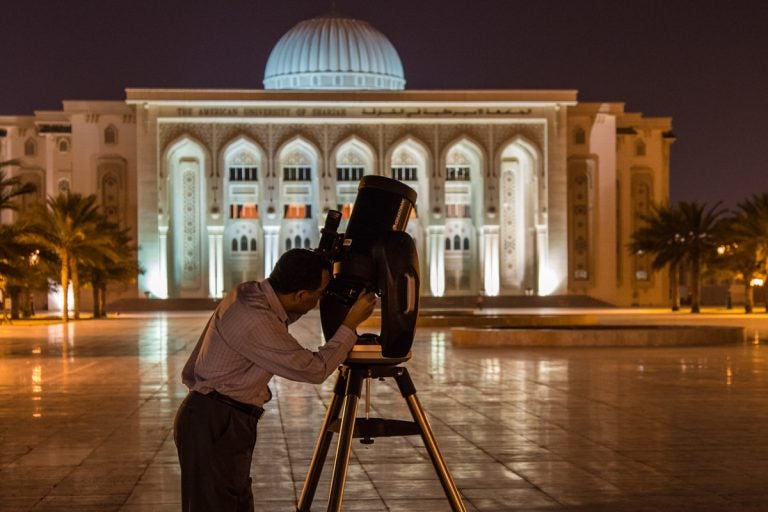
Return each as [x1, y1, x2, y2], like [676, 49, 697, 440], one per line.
[315, 176, 420, 360]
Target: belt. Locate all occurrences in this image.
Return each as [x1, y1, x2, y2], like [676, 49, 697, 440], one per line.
[202, 390, 264, 419]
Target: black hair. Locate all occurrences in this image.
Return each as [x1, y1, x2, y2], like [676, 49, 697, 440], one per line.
[268, 248, 330, 294]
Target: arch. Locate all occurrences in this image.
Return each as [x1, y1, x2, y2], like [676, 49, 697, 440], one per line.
[278, 136, 321, 257]
[97, 156, 127, 225]
[332, 135, 376, 224]
[387, 135, 430, 220]
[162, 135, 211, 298]
[250, 238, 257, 251]
[57, 138, 70, 153]
[104, 124, 118, 145]
[495, 135, 547, 294]
[232, 239, 239, 252]
[24, 138, 36, 156]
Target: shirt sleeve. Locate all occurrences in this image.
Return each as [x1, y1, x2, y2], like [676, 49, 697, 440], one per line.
[218, 305, 357, 384]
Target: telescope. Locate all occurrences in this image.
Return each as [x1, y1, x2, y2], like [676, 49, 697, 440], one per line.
[316, 175, 419, 360]
[301, 175, 466, 512]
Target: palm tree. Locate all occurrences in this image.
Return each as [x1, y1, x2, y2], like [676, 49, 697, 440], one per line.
[80, 221, 141, 318]
[730, 193, 768, 312]
[24, 192, 117, 321]
[0, 160, 36, 211]
[631, 201, 727, 313]
[630, 203, 686, 311]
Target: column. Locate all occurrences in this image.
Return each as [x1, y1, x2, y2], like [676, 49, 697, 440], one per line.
[208, 226, 224, 298]
[482, 225, 500, 296]
[428, 225, 445, 297]
[158, 223, 169, 299]
[263, 225, 280, 277]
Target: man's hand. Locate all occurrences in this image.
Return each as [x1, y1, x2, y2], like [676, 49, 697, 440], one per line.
[342, 291, 377, 330]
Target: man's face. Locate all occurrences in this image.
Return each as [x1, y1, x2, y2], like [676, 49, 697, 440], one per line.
[294, 269, 330, 314]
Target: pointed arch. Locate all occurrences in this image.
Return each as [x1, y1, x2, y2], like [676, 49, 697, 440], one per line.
[162, 134, 211, 298]
[278, 136, 321, 257]
[494, 135, 549, 295]
[441, 136, 485, 294]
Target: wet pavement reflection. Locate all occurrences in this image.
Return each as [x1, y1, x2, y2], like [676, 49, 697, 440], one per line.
[1, 310, 768, 511]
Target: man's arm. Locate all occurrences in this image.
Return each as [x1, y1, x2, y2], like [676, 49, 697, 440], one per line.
[222, 291, 376, 384]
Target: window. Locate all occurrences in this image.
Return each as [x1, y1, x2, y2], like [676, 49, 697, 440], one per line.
[286, 238, 292, 250]
[446, 204, 471, 218]
[304, 238, 310, 249]
[283, 166, 311, 181]
[446, 166, 470, 181]
[283, 204, 311, 219]
[240, 236, 248, 251]
[24, 138, 36, 156]
[336, 166, 364, 181]
[445, 238, 451, 251]
[392, 166, 417, 181]
[294, 235, 301, 249]
[104, 125, 118, 145]
[230, 204, 259, 219]
[635, 140, 646, 156]
[337, 203, 354, 219]
[250, 238, 257, 251]
[229, 166, 258, 181]
[232, 239, 239, 252]
[453, 235, 461, 251]
[57, 138, 70, 153]
[57, 178, 70, 194]
[463, 238, 470, 251]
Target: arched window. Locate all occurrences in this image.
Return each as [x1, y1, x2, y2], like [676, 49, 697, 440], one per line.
[294, 235, 301, 249]
[24, 138, 36, 156]
[453, 235, 461, 251]
[286, 238, 292, 250]
[57, 138, 70, 153]
[104, 125, 118, 145]
[573, 126, 586, 145]
[57, 178, 70, 194]
[463, 238, 470, 251]
[250, 238, 257, 251]
[232, 239, 238, 252]
[635, 140, 646, 156]
[304, 238, 310, 249]
[445, 238, 451, 251]
[240, 236, 248, 251]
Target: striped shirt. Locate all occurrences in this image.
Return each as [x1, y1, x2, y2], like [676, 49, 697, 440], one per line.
[181, 279, 356, 407]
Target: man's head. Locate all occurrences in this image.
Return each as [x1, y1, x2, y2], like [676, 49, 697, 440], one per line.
[268, 249, 331, 314]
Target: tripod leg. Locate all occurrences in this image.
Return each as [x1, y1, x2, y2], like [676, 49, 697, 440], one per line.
[297, 368, 347, 512]
[395, 369, 467, 512]
[327, 368, 364, 512]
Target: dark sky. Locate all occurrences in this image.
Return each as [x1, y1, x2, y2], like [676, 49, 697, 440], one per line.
[4, 0, 766, 208]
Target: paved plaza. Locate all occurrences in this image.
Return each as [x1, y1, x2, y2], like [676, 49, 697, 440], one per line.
[2, 309, 768, 511]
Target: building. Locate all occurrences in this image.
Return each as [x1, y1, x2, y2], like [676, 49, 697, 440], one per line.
[0, 13, 674, 307]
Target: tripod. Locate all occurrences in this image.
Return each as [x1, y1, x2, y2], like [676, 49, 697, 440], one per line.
[296, 360, 467, 512]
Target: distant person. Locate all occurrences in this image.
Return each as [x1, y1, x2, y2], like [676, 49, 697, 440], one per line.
[174, 248, 376, 512]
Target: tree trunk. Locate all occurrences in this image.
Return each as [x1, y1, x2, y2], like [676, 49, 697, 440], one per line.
[72, 261, 80, 320]
[9, 286, 21, 320]
[669, 264, 681, 311]
[690, 259, 701, 314]
[92, 283, 101, 318]
[100, 283, 108, 317]
[60, 253, 69, 322]
[745, 282, 754, 314]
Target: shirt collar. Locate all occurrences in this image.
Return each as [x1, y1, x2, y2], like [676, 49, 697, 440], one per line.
[262, 279, 289, 326]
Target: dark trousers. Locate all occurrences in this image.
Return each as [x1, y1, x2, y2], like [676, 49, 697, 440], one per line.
[174, 392, 259, 512]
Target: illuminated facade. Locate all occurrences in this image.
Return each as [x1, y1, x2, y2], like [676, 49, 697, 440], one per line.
[0, 14, 674, 306]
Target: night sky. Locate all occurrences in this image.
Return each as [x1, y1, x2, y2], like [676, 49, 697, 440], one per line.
[3, 0, 766, 208]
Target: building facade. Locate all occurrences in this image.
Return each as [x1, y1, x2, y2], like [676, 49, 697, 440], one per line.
[0, 14, 673, 307]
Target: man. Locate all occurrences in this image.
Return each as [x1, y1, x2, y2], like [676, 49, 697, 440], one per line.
[174, 248, 376, 511]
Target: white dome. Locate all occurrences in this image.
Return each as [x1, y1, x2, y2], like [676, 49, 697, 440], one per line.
[263, 15, 406, 90]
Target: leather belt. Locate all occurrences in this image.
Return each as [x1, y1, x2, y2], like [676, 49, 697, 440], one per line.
[203, 390, 264, 419]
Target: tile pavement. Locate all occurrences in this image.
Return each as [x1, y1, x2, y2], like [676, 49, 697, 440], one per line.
[1, 309, 768, 511]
